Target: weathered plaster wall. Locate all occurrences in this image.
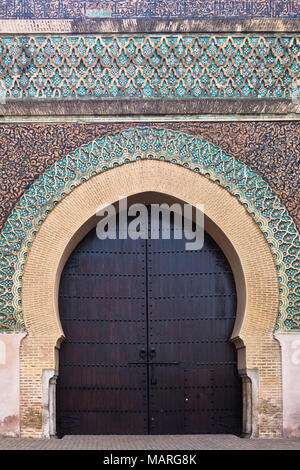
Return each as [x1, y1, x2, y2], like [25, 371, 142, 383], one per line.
[277, 334, 300, 437]
[0, 333, 26, 436]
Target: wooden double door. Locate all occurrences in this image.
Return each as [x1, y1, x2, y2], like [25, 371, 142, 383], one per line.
[57, 209, 242, 436]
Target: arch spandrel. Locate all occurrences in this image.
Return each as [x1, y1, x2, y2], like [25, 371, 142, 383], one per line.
[0, 127, 298, 334]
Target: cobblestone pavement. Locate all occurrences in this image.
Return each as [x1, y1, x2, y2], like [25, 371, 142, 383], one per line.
[0, 435, 300, 450]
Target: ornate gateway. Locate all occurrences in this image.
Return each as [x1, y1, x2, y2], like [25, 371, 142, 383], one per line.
[0, 0, 299, 441]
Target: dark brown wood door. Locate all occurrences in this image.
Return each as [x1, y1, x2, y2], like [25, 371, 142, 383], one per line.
[57, 209, 242, 436]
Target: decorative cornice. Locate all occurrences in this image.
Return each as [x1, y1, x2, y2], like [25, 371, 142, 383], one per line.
[0, 0, 299, 21]
[1, 18, 300, 34]
[0, 114, 300, 122]
[0, 33, 300, 115]
[1, 99, 300, 116]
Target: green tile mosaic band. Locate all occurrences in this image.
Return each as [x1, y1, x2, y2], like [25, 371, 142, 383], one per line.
[0, 128, 299, 332]
[1, 34, 300, 100]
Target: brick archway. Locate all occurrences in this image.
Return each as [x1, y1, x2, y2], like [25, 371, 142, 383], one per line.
[20, 160, 281, 438]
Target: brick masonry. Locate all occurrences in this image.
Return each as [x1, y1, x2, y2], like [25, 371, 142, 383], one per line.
[18, 160, 281, 437]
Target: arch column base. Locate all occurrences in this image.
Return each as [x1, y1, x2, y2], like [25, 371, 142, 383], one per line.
[239, 369, 259, 438]
[42, 369, 58, 438]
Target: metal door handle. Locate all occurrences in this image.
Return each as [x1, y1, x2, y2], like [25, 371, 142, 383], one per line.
[139, 348, 147, 360]
[150, 348, 156, 359]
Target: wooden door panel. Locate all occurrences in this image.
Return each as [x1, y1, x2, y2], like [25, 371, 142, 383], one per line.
[59, 343, 147, 365]
[58, 364, 147, 388]
[60, 275, 145, 298]
[57, 209, 242, 436]
[211, 364, 242, 386]
[149, 275, 235, 297]
[149, 388, 184, 410]
[149, 364, 184, 388]
[60, 320, 145, 343]
[150, 411, 185, 435]
[148, 296, 237, 319]
[58, 388, 146, 412]
[58, 411, 147, 435]
[147, 231, 241, 435]
[150, 342, 237, 364]
[183, 389, 214, 410]
[149, 319, 235, 342]
[60, 298, 146, 321]
[57, 220, 148, 436]
[149, 252, 224, 274]
[183, 410, 215, 433]
[63, 255, 145, 276]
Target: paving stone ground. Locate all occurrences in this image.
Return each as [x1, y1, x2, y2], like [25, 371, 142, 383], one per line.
[0, 435, 300, 450]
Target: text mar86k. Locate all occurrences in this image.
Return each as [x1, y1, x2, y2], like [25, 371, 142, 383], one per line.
[103, 454, 197, 466]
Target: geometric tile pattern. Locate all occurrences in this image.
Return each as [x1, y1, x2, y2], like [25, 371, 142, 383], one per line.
[0, 127, 299, 332]
[0, 1, 299, 19]
[1, 34, 300, 100]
